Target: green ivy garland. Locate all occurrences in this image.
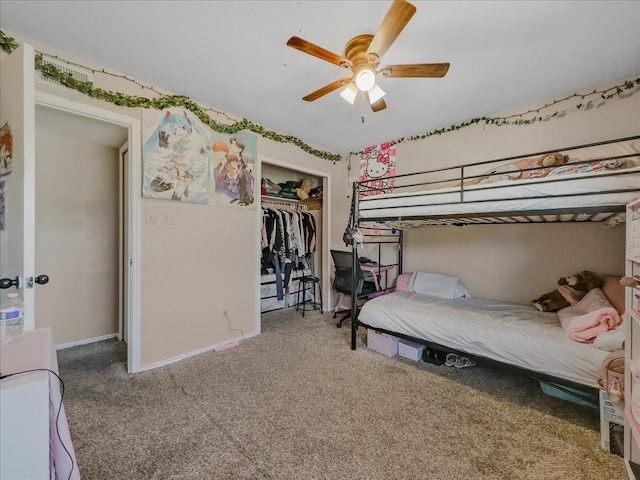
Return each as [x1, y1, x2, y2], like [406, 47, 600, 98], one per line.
[2, 30, 639, 163]
[348, 78, 640, 156]
[1, 31, 342, 162]
[0, 31, 17, 54]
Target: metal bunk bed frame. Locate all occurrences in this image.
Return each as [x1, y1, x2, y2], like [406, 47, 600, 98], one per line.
[345, 134, 640, 398]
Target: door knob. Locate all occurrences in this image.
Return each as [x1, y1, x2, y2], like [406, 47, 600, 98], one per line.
[0, 276, 19, 289]
[35, 275, 50, 285]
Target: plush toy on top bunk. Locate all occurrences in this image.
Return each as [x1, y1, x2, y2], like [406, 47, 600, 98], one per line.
[532, 270, 603, 312]
[470, 151, 569, 184]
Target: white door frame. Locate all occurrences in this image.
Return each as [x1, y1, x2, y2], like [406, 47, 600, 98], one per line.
[257, 155, 331, 320]
[34, 91, 142, 373]
[0, 44, 36, 330]
[118, 142, 129, 344]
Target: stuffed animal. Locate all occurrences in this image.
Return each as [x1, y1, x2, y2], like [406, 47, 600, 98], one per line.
[532, 270, 603, 312]
[468, 152, 569, 185]
[513, 152, 569, 179]
[539, 152, 569, 168]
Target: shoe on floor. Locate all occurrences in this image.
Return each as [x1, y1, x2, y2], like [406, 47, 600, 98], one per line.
[422, 349, 434, 364]
[453, 357, 476, 369]
[445, 353, 459, 367]
[431, 350, 446, 366]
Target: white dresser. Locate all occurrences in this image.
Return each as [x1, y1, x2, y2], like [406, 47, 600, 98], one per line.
[0, 327, 80, 480]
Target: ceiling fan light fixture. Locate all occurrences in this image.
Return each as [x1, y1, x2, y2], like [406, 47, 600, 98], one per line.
[355, 68, 376, 91]
[368, 83, 386, 104]
[339, 82, 359, 105]
[287, 1, 450, 113]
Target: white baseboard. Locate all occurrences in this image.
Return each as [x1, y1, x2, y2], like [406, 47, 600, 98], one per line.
[139, 330, 260, 372]
[56, 333, 118, 350]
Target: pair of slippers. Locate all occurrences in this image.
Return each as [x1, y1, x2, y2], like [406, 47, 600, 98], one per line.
[421, 348, 446, 365]
[444, 353, 476, 368]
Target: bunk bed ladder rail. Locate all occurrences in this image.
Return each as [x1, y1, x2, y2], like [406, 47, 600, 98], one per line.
[351, 181, 360, 350]
[348, 181, 405, 350]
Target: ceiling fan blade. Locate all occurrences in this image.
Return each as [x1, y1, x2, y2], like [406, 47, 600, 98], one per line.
[287, 36, 350, 68]
[380, 63, 450, 78]
[302, 77, 352, 102]
[365, 92, 387, 112]
[366, 0, 417, 65]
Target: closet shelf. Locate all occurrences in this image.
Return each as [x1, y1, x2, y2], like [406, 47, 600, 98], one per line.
[261, 195, 322, 211]
[261, 195, 300, 203]
[300, 197, 322, 210]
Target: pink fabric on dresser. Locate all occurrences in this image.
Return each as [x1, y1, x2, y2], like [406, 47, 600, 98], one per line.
[557, 288, 621, 343]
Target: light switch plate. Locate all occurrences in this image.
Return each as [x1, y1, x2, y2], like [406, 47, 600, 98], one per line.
[145, 210, 156, 224]
[162, 210, 175, 225]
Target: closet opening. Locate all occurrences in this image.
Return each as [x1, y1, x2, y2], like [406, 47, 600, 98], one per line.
[258, 156, 330, 318]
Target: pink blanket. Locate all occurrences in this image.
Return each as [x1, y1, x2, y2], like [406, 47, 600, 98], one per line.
[557, 288, 621, 343]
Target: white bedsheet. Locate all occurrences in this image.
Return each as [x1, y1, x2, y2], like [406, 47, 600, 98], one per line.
[358, 167, 640, 219]
[358, 291, 609, 387]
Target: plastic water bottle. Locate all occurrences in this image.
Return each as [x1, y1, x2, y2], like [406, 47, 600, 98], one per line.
[0, 293, 25, 344]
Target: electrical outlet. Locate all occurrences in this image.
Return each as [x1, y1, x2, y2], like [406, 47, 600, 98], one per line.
[223, 301, 229, 315]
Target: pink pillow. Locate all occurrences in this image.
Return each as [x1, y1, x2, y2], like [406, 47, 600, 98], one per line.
[395, 272, 412, 292]
[601, 274, 625, 315]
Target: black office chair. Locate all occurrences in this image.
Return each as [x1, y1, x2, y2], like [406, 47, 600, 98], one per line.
[330, 249, 378, 328]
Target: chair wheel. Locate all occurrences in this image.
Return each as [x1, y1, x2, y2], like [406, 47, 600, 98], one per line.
[336, 323, 342, 328]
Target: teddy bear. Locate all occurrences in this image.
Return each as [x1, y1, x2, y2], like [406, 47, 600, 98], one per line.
[467, 152, 569, 185]
[515, 152, 568, 179]
[532, 270, 603, 312]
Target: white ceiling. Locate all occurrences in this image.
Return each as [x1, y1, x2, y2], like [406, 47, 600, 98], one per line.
[2, 1, 639, 156]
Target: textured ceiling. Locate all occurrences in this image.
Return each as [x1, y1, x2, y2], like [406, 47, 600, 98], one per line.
[1, 0, 639, 156]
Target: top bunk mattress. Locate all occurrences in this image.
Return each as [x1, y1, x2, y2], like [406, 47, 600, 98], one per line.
[358, 136, 640, 223]
[358, 291, 610, 388]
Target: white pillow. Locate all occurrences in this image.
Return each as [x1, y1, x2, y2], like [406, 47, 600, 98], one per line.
[410, 272, 470, 299]
[454, 282, 471, 298]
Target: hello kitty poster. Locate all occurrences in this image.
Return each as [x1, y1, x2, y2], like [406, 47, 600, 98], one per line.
[358, 142, 396, 198]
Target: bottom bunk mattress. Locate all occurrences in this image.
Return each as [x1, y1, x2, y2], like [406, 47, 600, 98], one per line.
[357, 291, 609, 387]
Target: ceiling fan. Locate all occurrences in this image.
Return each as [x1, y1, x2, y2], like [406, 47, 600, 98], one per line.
[286, 0, 450, 112]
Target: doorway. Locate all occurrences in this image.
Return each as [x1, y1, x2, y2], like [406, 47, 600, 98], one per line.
[258, 155, 331, 317]
[34, 92, 142, 373]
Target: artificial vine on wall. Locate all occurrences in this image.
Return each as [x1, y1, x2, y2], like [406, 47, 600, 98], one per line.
[2, 30, 639, 163]
[348, 77, 640, 157]
[0, 30, 342, 162]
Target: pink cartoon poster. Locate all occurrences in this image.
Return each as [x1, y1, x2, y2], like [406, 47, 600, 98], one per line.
[358, 142, 396, 198]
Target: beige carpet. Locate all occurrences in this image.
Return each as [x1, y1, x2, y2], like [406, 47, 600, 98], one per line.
[56, 308, 626, 480]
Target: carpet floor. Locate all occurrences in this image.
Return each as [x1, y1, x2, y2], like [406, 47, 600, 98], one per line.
[56, 308, 627, 479]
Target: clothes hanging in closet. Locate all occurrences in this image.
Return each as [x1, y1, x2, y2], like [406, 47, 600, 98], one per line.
[261, 208, 316, 260]
[261, 207, 317, 300]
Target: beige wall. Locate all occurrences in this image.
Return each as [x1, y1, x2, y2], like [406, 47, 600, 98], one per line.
[405, 223, 625, 304]
[34, 133, 119, 343]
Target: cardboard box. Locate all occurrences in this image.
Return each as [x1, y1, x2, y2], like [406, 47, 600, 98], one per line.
[367, 329, 398, 357]
[398, 340, 425, 361]
[599, 390, 625, 457]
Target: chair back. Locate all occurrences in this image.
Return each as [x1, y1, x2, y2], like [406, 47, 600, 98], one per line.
[330, 249, 377, 297]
